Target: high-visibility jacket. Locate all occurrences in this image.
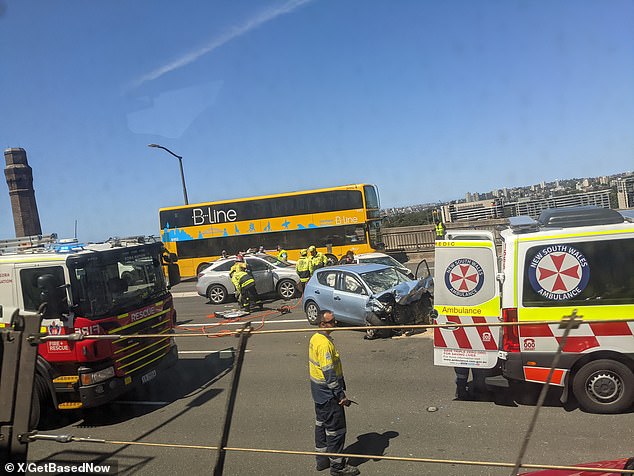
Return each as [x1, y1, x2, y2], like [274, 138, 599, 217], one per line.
[231, 269, 255, 291]
[296, 257, 311, 282]
[309, 332, 346, 404]
[435, 222, 446, 238]
[309, 252, 328, 274]
[230, 261, 247, 277]
[277, 249, 288, 262]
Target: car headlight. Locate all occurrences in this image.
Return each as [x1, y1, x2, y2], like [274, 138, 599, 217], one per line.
[80, 366, 115, 386]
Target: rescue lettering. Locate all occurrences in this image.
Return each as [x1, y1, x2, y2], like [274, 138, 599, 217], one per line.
[129, 305, 161, 322]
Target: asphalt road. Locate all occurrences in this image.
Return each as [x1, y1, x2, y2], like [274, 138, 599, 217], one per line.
[27, 280, 634, 476]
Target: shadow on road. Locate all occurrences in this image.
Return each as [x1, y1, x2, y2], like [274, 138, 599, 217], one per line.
[465, 380, 579, 411]
[345, 431, 399, 467]
[39, 349, 235, 430]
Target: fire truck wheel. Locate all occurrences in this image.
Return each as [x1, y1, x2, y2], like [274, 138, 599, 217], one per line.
[207, 284, 228, 304]
[572, 359, 634, 414]
[30, 375, 48, 430]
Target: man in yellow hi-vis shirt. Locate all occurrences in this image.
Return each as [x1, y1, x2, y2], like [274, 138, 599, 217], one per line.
[309, 310, 359, 476]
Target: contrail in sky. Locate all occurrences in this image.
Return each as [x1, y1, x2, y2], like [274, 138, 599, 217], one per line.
[131, 0, 313, 88]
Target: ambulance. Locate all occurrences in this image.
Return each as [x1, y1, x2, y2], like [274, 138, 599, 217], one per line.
[433, 207, 634, 413]
[0, 235, 180, 426]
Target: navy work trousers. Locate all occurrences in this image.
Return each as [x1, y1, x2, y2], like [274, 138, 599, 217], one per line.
[314, 397, 347, 471]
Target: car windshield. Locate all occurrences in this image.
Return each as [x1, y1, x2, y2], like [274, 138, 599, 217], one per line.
[68, 245, 168, 318]
[257, 254, 291, 267]
[361, 256, 403, 268]
[360, 267, 412, 294]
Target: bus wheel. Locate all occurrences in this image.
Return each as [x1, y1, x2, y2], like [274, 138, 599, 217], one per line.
[305, 301, 320, 325]
[277, 279, 297, 300]
[325, 254, 337, 266]
[196, 263, 210, 276]
[572, 359, 634, 414]
[207, 284, 228, 304]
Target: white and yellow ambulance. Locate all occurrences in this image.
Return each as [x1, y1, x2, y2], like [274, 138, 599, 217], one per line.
[434, 207, 634, 413]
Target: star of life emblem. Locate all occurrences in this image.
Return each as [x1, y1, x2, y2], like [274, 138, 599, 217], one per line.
[527, 245, 590, 301]
[444, 258, 484, 298]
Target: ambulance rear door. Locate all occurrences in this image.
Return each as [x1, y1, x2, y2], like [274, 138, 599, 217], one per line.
[433, 230, 501, 368]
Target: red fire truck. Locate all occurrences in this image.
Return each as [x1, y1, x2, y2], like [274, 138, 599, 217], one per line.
[0, 235, 180, 426]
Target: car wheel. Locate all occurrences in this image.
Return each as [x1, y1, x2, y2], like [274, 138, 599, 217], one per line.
[277, 279, 297, 300]
[305, 301, 320, 325]
[365, 313, 390, 339]
[206, 284, 228, 304]
[325, 253, 338, 266]
[572, 359, 634, 414]
[196, 262, 210, 276]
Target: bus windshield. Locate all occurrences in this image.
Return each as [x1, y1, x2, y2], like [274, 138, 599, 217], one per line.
[68, 245, 168, 318]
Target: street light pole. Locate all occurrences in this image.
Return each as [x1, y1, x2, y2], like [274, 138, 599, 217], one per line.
[148, 143, 189, 205]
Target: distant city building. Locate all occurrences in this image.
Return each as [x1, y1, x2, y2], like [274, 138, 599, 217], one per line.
[616, 175, 634, 209]
[509, 190, 612, 219]
[4, 148, 42, 237]
[465, 192, 473, 203]
[442, 198, 504, 223]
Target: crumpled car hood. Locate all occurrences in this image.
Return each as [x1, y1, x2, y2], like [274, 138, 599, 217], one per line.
[374, 276, 433, 305]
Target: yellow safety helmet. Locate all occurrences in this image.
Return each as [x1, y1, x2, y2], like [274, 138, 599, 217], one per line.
[300, 249, 307, 257]
[308, 245, 316, 252]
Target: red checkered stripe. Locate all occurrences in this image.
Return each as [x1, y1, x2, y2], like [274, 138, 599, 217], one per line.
[519, 321, 634, 354]
[434, 315, 500, 351]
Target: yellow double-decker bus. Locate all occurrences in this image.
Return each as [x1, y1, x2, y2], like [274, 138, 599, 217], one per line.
[159, 184, 383, 278]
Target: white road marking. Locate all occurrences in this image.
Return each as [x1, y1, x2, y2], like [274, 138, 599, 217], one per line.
[172, 291, 199, 298]
[113, 401, 170, 406]
[178, 350, 250, 354]
[176, 319, 306, 327]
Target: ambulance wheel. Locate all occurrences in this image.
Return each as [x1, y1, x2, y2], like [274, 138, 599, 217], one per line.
[277, 279, 297, 300]
[572, 359, 634, 414]
[305, 301, 320, 325]
[207, 284, 228, 304]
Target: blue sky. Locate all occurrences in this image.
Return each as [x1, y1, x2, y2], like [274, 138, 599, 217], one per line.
[0, 0, 632, 242]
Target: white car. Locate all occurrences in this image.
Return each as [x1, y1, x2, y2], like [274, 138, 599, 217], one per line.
[196, 254, 300, 304]
[351, 252, 415, 279]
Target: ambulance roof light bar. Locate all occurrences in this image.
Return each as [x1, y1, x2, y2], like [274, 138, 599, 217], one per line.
[508, 216, 539, 234]
[538, 206, 624, 228]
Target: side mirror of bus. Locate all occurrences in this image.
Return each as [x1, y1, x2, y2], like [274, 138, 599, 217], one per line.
[161, 251, 178, 264]
[167, 263, 181, 287]
[37, 274, 69, 319]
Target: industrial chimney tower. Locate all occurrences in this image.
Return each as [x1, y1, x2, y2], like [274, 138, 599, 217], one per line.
[4, 148, 42, 237]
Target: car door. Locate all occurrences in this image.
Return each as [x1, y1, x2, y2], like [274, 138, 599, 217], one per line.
[313, 269, 339, 313]
[246, 258, 274, 294]
[333, 271, 370, 325]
